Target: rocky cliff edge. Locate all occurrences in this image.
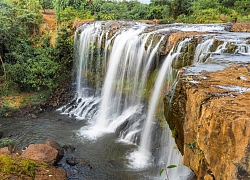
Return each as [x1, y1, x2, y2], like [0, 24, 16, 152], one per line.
[165, 64, 250, 179]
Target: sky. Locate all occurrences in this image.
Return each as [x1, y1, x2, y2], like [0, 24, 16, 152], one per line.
[139, 0, 150, 4]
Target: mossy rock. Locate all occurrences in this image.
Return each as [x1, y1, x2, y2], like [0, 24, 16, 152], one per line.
[226, 43, 238, 53]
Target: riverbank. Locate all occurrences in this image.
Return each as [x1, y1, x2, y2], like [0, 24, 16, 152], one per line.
[0, 138, 66, 179]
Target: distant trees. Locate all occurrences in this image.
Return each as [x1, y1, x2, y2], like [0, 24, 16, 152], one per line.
[50, 0, 250, 24]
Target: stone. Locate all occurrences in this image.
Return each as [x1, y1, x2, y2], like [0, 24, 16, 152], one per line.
[164, 31, 207, 55]
[44, 139, 64, 162]
[0, 147, 11, 155]
[21, 144, 59, 165]
[66, 155, 78, 166]
[229, 23, 250, 32]
[168, 64, 250, 179]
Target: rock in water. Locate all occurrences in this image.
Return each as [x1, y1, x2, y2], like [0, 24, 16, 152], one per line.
[21, 144, 59, 165]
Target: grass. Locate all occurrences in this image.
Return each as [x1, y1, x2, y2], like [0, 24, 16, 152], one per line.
[0, 154, 48, 179]
[0, 90, 51, 117]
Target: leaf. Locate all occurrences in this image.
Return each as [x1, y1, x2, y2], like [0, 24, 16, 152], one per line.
[167, 165, 177, 169]
[159, 168, 164, 176]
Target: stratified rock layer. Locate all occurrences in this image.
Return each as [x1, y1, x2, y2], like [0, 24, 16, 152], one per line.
[166, 64, 250, 179]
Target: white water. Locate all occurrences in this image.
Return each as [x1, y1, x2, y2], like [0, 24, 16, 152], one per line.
[127, 38, 192, 169]
[193, 38, 214, 63]
[78, 25, 147, 139]
[58, 22, 250, 180]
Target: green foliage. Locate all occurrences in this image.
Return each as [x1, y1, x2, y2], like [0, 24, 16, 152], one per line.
[167, 165, 177, 169]
[20, 159, 36, 177]
[160, 162, 177, 180]
[0, 155, 18, 174]
[0, 154, 47, 178]
[54, 27, 74, 75]
[186, 140, 202, 154]
[50, 0, 249, 24]
[0, 0, 74, 95]
[159, 168, 165, 176]
[39, 0, 53, 11]
[235, 0, 250, 15]
[171, 129, 177, 138]
[186, 140, 197, 150]
[0, 101, 19, 117]
[0, 138, 16, 149]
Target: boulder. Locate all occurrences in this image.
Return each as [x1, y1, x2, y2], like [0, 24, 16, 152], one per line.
[21, 144, 59, 165]
[44, 139, 64, 162]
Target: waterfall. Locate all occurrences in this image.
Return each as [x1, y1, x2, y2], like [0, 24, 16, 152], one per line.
[59, 22, 199, 179]
[127, 38, 192, 170]
[60, 22, 250, 179]
[193, 38, 214, 63]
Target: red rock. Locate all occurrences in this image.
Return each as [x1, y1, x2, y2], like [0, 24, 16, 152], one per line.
[0, 147, 11, 155]
[168, 64, 250, 179]
[21, 144, 59, 165]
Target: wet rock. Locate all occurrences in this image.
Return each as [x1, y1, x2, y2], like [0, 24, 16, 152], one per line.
[164, 31, 207, 55]
[62, 145, 76, 153]
[44, 139, 64, 162]
[66, 155, 78, 166]
[21, 144, 59, 165]
[57, 144, 93, 179]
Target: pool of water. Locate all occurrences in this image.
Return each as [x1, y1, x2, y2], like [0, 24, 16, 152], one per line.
[0, 111, 159, 180]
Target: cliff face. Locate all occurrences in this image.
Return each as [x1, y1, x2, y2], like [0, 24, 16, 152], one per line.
[165, 64, 250, 179]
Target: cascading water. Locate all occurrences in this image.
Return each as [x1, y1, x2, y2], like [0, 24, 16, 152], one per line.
[127, 38, 192, 169]
[58, 21, 250, 179]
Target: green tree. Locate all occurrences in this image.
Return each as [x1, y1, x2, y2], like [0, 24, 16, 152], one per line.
[218, 0, 235, 8]
[170, 0, 192, 19]
[235, 0, 250, 15]
[54, 27, 73, 75]
[39, 0, 53, 12]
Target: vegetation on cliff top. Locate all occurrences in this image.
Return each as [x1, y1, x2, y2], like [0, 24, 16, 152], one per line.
[51, 0, 249, 23]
